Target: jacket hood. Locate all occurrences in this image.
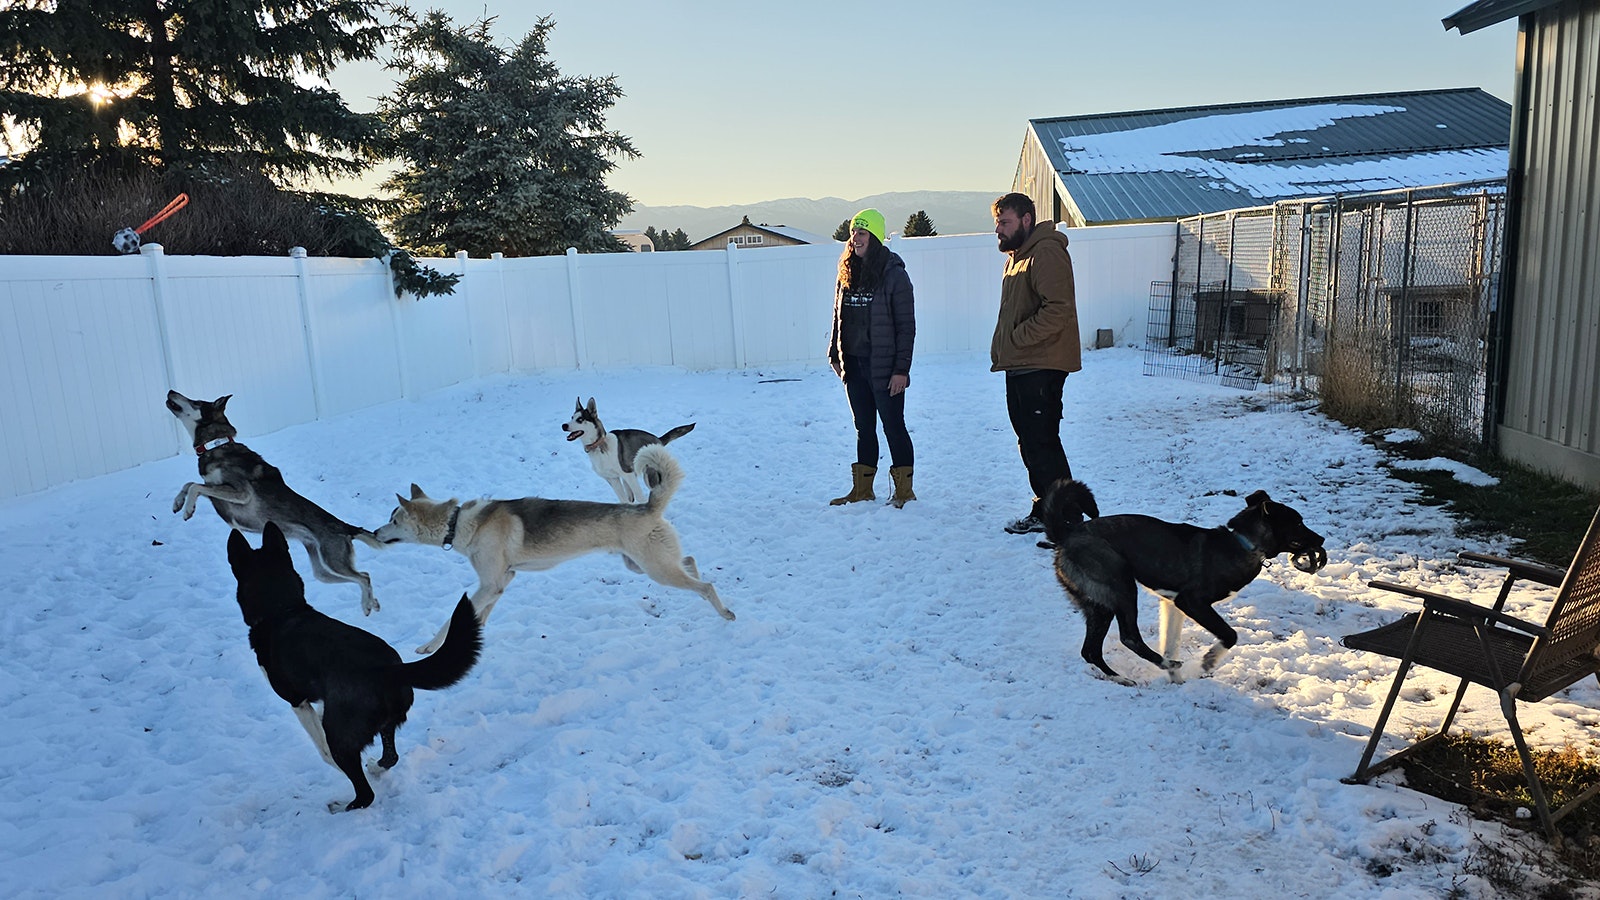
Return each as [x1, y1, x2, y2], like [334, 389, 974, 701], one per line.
[1016, 220, 1068, 256]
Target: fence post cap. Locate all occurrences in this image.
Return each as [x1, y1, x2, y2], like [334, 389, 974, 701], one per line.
[290, 247, 308, 259]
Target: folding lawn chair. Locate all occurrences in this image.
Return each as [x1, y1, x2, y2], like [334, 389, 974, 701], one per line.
[1340, 506, 1600, 845]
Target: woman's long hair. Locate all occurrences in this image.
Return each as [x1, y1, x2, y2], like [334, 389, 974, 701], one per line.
[837, 231, 889, 291]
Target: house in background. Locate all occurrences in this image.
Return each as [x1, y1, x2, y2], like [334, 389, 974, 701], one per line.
[609, 230, 655, 252]
[1012, 87, 1512, 226]
[688, 216, 835, 251]
[1445, 0, 1600, 489]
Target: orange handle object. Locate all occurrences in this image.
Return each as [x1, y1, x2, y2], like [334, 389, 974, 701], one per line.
[136, 194, 189, 234]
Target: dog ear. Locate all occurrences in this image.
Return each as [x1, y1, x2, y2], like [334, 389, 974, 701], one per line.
[226, 529, 252, 569]
[261, 521, 290, 557]
[574, 396, 583, 412]
[586, 397, 597, 413]
[409, 483, 426, 500]
[1245, 490, 1270, 508]
[215, 394, 232, 411]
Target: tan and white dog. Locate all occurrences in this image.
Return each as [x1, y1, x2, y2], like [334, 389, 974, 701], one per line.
[375, 444, 734, 653]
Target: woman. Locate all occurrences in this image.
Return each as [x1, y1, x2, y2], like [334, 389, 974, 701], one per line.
[826, 208, 916, 507]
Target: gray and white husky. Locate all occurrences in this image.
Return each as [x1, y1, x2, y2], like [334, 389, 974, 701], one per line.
[375, 444, 734, 654]
[166, 390, 384, 614]
[561, 397, 695, 503]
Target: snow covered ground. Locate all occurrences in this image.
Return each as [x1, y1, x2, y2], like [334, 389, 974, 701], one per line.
[2, 347, 1594, 898]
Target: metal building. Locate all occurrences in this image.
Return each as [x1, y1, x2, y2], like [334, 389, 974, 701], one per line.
[1447, 0, 1600, 488]
[1012, 88, 1511, 227]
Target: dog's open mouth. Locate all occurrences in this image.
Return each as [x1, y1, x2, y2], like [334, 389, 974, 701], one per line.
[564, 431, 581, 441]
[1291, 547, 1328, 573]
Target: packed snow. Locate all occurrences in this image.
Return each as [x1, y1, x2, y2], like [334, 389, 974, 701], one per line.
[2, 347, 1594, 898]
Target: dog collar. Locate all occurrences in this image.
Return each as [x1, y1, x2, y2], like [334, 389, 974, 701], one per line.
[1230, 529, 1259, 553]
[442, 504, 461, 549]
[582, 434, 606, 453]
[195, 437, 233, 454]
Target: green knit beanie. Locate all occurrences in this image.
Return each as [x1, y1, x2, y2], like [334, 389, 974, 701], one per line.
[849, 208, 887, 244]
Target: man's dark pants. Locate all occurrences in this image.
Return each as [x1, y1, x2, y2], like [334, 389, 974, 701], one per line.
[1005, 369, 1070, 513]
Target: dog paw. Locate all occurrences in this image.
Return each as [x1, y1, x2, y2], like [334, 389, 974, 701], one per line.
[720, 608, 736, 621]
[362, 597, 380, 616]
[1201, 644, 1229, 672]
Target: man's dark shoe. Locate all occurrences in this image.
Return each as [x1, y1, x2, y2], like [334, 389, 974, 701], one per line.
[1004, 513, 1046, 534]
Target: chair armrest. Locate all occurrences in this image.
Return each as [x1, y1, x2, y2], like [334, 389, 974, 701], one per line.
[1367, 580, 1548, 636]
[1458, 551, 1566, 587]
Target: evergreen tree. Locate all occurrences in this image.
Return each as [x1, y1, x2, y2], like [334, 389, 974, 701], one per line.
[670, 228, 690, 250]
[833, 219, 851, 241]
[378, 11, 639, 257]
[903, 210, 937, 237]
[0, 0, 385, 183]
[642, 226, 662, 250]
[0, 0, 454, 294]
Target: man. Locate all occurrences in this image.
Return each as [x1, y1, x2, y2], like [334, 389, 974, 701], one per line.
[990, 192, 1081, 536]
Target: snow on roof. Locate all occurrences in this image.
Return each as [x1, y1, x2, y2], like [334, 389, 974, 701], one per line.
[1057, 102, 1507, 202]
[1029, 89, 1512, 222]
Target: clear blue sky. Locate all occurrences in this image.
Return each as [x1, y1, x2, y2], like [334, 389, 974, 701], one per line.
[329, 2, 1516, 208]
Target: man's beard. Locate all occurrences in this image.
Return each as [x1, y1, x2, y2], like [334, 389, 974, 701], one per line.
[997, 221, 1029, 252]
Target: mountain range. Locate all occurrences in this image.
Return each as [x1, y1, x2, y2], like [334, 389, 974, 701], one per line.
[617, 190, 1003, 244]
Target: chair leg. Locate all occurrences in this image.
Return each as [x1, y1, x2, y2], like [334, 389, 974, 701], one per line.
[1501, 691, 1561, 847]
[1436, 675, 1471, 734]
[1349, 656, 1416, 782]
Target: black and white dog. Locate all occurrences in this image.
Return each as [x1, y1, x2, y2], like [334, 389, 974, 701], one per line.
[561, 397, 695, 503]
[167, 390, 384, 614]
[228, 522, 482, 811]
[1041, 480, 1327, 685]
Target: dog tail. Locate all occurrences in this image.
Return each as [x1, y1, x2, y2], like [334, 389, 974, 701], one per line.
[352, 529, 384, 550]
[658, 422, 695, 445]
[635, 444, 683, 512]
[397, 596, 482, 691]
[1039, 479, 1100, 544]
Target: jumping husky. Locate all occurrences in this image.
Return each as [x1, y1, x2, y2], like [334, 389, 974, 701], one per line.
[228, 523, 481, 811]
[1041, 480, 1327, 685]
[561, 397, 695, 503]
[167, 390, 384, 614]
[375, 444, 734, 654]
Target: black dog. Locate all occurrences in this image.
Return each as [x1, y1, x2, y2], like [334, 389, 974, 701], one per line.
[1041, 480, 1327, 685]
[227, 522, 482, 811]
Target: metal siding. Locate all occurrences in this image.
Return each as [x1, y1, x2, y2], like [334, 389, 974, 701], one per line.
[1500, 1, 1600, 482]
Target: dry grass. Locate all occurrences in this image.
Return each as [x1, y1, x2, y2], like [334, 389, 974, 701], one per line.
[0, 163, 389, 258]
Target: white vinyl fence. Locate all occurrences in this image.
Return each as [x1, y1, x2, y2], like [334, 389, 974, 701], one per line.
[0, 223, 1174, 499]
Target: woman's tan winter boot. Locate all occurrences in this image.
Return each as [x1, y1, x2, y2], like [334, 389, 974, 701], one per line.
[830, 463, 877, 505]
[888, 466, 916, 508]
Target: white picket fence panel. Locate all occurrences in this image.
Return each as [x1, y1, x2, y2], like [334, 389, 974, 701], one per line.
[0, 223, 1174, 499]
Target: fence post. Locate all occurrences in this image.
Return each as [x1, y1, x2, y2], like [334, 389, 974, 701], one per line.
[142, 242, 186, 447]
[1397, 190, 1417, 409]
[455, 250, 476, 373]
[290, 247, 326, 419]
[380, 253, 414, 401]
[492, 252, 512, 373]
[724, 241, 747, 369]
[565, 247, 589, 368]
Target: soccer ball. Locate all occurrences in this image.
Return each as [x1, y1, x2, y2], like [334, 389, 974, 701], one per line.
[112, 227, 141, 254]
